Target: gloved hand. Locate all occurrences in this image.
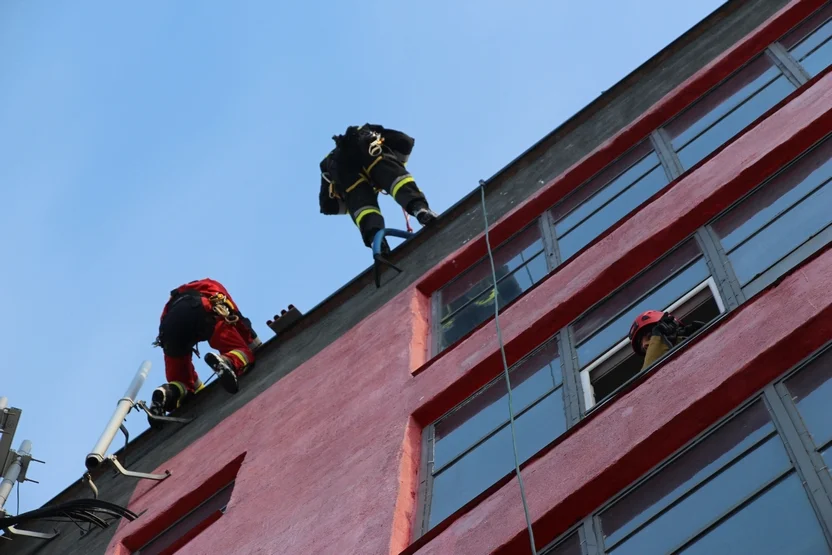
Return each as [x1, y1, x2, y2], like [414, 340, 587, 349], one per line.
[681, 320, 706, 337]
[652, 312, 681, 345]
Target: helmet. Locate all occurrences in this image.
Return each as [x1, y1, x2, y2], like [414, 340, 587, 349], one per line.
[628, 310, 664, 356]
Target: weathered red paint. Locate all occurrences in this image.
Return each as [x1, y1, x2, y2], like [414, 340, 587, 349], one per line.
[418, 0, 826, 296]
[105, 4, 832, 554]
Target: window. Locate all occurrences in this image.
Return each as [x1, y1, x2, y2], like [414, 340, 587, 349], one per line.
[435, 222, 550, 352]
[781, 2, 832, 77]
[712, 135, 832, 299]
[597, 400, 829, 554]
[662, 53, 796, 170]
[542, 530, 583, 555]
[550, 140, 670, 261]
[784, 348, 832, 471]
[431, 3, 832, 356]
[570, 240, 725, 409]
[420, 340, 566, 531]
[135, 481, 235, 555]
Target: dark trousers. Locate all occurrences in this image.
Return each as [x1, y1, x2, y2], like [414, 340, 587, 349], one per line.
[343, 153, 427, 246]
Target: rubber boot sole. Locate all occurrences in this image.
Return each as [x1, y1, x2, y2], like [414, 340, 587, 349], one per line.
[205, 353, 240, 394]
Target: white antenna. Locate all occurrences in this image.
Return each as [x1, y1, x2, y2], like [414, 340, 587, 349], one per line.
[83, 361, 190, 498]
[0, 402, 56, 541]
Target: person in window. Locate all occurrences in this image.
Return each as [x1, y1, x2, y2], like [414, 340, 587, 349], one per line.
[441, 265, 524, 348]
[318, 123, 438, 252]
[149, 278, 262, 417]
[628, 310, 705, 370]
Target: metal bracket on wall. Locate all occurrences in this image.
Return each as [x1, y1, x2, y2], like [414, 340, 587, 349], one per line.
[2, 522, 58, 541]
[372, 228, 414, 288]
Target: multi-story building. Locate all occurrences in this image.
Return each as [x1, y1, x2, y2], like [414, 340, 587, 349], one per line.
[4, 0, 832, 553]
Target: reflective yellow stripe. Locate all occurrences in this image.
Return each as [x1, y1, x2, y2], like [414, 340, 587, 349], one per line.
[228, 350, 249, 366]
[354, 208, 382, 228]
[364, 156, 383, 175]
[475, 288, 497, 306]
[193, 381, 205, 394]
[390, 176, 415, 200]
[345, 176, 368, 194]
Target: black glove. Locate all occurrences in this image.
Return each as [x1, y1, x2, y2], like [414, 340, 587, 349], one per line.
[681, 320, 706, 337]
[652, 312, 681, 344]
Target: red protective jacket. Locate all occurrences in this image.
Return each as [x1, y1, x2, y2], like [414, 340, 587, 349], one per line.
[160, 278, 237, 321]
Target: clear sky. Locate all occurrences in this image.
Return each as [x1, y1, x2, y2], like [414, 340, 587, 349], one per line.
[1, 0, 726, 514]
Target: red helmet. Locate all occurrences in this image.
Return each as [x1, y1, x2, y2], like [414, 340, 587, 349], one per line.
[628, 310, 664, 355]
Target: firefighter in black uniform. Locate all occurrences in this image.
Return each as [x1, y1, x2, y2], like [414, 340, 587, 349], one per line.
[319, 124, 438, 251]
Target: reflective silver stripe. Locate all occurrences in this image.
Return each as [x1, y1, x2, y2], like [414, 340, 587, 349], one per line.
[351, 205, 381, 221]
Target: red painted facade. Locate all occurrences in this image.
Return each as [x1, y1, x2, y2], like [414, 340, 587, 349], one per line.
[108, 1, 832, 553]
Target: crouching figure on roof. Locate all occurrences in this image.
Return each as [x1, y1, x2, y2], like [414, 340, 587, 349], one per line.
[150, 278, 262, 416]
[628, 310, 705, 370]
[318, 123, 439, 253]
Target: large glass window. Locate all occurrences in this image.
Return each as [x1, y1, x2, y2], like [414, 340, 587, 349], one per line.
[598, 401, 829, 555]
[550, 141, 670, 261]
[781, 2, 832, 77]
[422, 340, 566, 531]
[712, 136, 832, 299]
[785, 348, 832, 471]
[571, 240, 725, 408]
[663, 54, 796, 169]
[435, 222, 550, 352]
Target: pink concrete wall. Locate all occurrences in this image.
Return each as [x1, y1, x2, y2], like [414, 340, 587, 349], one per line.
[106, 2, 832, 553]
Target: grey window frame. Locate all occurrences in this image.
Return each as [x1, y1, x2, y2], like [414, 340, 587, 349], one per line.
[415, 335, 582, 538]
[416, 131, 832, 541]
[428, 1, 832, 358]
[547, 342, 832, 555]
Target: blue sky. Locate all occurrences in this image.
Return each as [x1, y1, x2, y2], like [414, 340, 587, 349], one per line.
[1, 1, 726, 513]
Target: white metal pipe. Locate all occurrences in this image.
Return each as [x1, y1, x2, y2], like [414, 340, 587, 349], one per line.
[0, 440, 31, 510]
[85, 361, 151, 470]
[0, 397, 8, 411]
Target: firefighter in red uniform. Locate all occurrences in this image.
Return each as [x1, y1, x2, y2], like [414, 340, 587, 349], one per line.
[150, 278, 262, 416]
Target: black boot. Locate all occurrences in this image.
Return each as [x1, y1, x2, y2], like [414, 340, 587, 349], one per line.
[407, 200, 438, 226]
[148, 383, 182, 428]
[205, 353, 240, 394]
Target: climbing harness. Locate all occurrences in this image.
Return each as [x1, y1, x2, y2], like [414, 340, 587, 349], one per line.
[209, 293, 240, 324]
[367, 131, 385, 157]
[479, 179, 538, 554]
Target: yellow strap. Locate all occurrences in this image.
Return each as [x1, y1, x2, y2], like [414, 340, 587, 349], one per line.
[193, 380, 205, 394]
[354, 207, 382, 228]
[345, 176, 368, 194]
[228, 350, 249, 366]
[364, 156, 383, 175]
[390, 176, 415, 200]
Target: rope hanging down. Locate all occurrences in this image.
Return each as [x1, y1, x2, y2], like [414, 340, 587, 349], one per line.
[479, 180, 538, 555]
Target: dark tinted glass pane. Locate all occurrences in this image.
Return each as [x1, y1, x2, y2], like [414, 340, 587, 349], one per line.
[604, 436, 791, 555]
[601, 401, 773, 547]
[544, 531, 582, 555]
[786, 349, 832, 454]
[666, 55, 782, 150]
[434, 341, 561, 469]
[727, 177, 832, 286]
[680, 474, 829, 555]
[676, 75, 794, 169]
[551, 141, 655, 223]
[576, 259, 709, 366]
[573, 240, 702, 343]
[439, 223, 544, 317]
[557, 164, 668, 260]
[713, 139, 832, 252]
[438, 253, 549, 349]
[555, 151, 662, 237]
[429, 392, 566, 528]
